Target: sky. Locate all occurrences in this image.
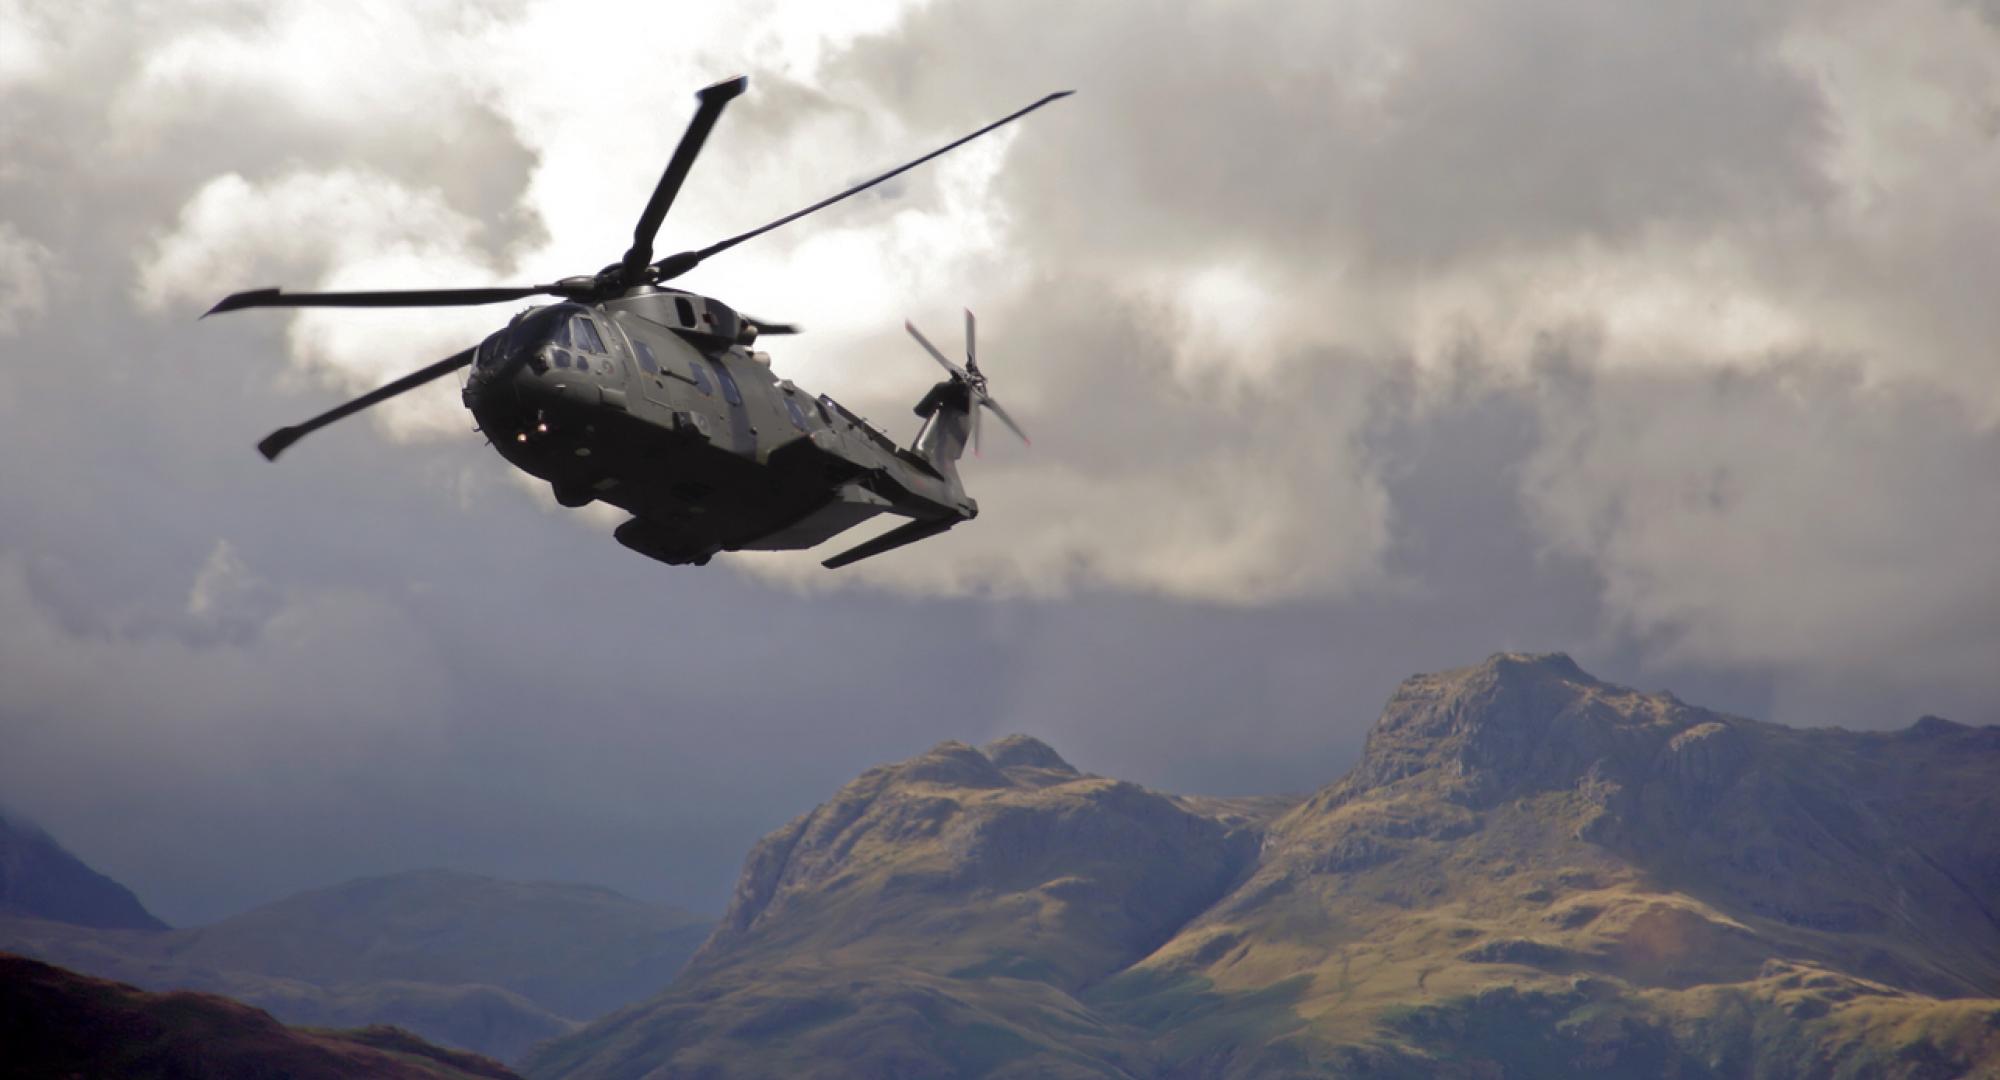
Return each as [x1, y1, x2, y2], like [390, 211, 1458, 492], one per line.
[2, 0, 1997, 926]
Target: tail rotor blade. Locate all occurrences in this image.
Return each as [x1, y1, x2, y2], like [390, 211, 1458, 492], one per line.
[256, 347, 476, 461]
[964, 308, 977, 372]
[981, 394, 1030, 446]
[905, 319, 967, 379]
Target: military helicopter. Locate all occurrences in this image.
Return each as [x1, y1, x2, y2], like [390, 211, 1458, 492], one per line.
[207, 76, 1067, 569]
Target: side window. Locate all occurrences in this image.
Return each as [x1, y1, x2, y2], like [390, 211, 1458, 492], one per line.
[784, 396, 810, 431]
[688, 359, 715, 396]
[674, 297, 696, 326]
[572, 317, 606, 354]
[712, 361, 743, 406]
[634, 340, 659, 375]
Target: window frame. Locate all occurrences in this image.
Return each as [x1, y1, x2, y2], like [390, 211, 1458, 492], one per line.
[712, 361, 743, 406]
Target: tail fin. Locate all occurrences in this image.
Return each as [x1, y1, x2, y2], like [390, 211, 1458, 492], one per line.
[913, 378, 976, 482]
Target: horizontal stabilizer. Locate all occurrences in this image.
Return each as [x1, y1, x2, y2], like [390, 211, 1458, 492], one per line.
[822, 517, 956, 569]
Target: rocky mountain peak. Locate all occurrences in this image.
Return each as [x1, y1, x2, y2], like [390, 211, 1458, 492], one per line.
[695, 738, 1259, 990]
[1326, 651, 1712, 810]
[890, 740, 1012, 789]
[979, 734, 1077, 777]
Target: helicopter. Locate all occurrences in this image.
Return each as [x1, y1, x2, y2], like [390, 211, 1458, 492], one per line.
[207, 76, 1068, 569]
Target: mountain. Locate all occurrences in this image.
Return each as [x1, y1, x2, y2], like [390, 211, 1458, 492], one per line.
[525, 657, 2000, 1079]
[0, 807, 165, 930]
[0, 869, 713, 1063]
[2, 952, 521, 1080]
[168, 869, 713, 1022]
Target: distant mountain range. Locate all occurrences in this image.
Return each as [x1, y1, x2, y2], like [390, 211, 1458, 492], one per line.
[2, 951, 519, 1080]
[525, 655, 2000, 1079]
[9, 653, 1998, 1077]
[0, 858, 711, 1062]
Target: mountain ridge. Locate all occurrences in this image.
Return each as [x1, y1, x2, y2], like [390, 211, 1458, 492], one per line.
[528, 652, 2000, 1079]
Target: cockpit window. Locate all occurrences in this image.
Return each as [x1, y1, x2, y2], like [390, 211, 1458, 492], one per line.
[572, 317, 606, 354]
[475, 331, 505, 369]
[548, 316, 571, 349]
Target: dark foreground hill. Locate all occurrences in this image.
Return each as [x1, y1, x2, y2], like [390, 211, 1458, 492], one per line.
[0, 808, 165, 930]
[1, 951, 520, 1079]
[525, 655, 2000, 1079]
[0, 869, 712, 1062]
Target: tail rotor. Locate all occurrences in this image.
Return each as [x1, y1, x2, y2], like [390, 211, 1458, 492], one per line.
[904, 309, 1029, 457]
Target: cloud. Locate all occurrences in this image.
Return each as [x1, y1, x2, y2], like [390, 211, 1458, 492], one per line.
[4, 0, 2000, 929]
[186, 540, 283, 644]
[1522, 356, 2000, 708]
[0, 223, 53, 336]
[141, 169, 507, 438]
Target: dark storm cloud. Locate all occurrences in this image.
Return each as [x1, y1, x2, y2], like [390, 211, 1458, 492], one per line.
[2, 0, 1996, 935]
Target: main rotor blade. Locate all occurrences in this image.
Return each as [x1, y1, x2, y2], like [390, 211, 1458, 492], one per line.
[740, 314, 801, 336]
[905, 319, 966, 379]
[619, 75, 748, 283]
[256, 347, 475, 461]
[207, 286, 559, 317]
[980, 394, 1030, 446]
[652, 89, 1074, 281]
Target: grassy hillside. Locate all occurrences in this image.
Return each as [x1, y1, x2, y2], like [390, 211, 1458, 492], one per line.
[0, 869, 712, 1063]
[527, 659, 2000, 1079]
[1, 951, 521, 1080]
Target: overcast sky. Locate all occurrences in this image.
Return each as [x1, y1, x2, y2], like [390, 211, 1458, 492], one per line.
[2, 0, 1996, 926]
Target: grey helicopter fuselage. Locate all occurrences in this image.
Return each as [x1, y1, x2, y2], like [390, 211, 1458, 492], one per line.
[212, 75, 1058, 568]
[465, 286, 973, 567]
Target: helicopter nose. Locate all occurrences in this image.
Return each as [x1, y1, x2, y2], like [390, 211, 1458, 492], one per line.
[461, 342, 529, 407]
